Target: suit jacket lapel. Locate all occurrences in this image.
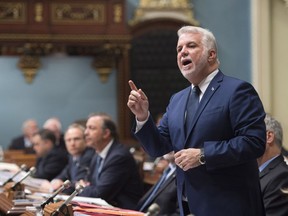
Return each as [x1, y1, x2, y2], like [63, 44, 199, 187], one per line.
[98, 141, 117, 175]
[154, 171, 176, 197]
[185, 71, 224, 142]
[259, 155, 284, 178]
[137, 171, 176, 209]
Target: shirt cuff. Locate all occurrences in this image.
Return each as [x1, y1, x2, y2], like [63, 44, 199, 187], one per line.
[135, 112, 150, 133]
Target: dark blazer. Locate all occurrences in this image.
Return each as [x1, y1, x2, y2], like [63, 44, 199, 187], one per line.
[80, 141, 144, 210]
[259, 155, 288, 216]
[135, 71, 266, 216]
[34, 147, 68, 181]
[55, 147, 95, 194]
[8, 135, 35, 153]
[136, 168, 178, 215]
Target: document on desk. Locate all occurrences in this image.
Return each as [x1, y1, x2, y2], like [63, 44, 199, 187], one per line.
[0, 162, 20, 172]
[31, 192, 112, 207]
[73, 202, 145, 216]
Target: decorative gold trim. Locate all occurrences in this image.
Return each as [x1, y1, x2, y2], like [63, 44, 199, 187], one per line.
[0, 3, 26, 23]
[18, 55, 41, 84]
[95, 67, 113, 83]
[35, 3, 44, 22]
[51, 3, 105, 24]
[92, 55, 114, 83]
[113, 4, 122, 23]
[130, 0, 199, 26]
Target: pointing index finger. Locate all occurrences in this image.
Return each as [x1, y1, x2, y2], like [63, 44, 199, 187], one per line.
[128, 80, 138, 91]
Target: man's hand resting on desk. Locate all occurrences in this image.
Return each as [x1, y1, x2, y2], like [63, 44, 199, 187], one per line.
[76, 179, 90, 188]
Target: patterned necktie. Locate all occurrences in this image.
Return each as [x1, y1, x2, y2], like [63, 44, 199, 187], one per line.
[139, 166, 171, 212]
[185, 86, 200, 136]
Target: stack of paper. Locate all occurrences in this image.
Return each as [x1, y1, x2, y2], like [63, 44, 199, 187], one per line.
[73, 202, 145, 216]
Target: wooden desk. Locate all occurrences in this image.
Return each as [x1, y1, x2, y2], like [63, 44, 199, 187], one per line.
[4, 150, 36, 168]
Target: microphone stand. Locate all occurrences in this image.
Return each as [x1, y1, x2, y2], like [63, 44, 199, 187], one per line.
[47, 184, 84, 216]
[1, 164, 27, 186]
[40, 180, 71, 209]
[11, 167, 36, 191]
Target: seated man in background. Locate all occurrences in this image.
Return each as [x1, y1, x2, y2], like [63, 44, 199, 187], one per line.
[77, 113, 144, 210]
[32, 129, 68, 181]
[43, 117, 66, 151]
[46, 123, 94, 194]
[9, 119, 38, 153]
[258, 113, 288, 216]
[136, 151, 179, 215]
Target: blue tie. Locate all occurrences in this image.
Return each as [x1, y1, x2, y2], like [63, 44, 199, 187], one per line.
[70, 159, 78, 181]
[139, 167, 171, 212]
[92, 155, 103, 182]
[96, 155, 102, 179]
[185, 86, 200, 136]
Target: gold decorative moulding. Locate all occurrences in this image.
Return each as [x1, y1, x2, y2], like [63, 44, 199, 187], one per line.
[92, 55, 114, 83]
[0, 2, 26, 23]
[51, 3, 105, 24]
[18, 56, 41, 84]
[130, 0, 199, 26]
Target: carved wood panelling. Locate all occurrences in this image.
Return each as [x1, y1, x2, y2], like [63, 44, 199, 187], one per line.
[0, 2, 26, 23]
[51, 3, 105, 24]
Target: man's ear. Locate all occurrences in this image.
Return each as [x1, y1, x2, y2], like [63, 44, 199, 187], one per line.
[103, 128, 111, 139]
[266, 131, 275, 146]
[208, 49, 216, 62]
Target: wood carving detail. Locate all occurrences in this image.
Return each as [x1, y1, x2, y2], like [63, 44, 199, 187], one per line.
[0, 3, 26, 23]
[51, 3, 105, 24]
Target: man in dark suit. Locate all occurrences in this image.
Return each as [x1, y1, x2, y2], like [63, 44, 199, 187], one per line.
[32, 129, 68, 181]
[9, 119, 38, 153]
[258, 114, 288, 216]
[127, 26, 266, 216]
[136, 152, 178, 215]
[78, 113, 143, 210]
[45, 123, 95, 194]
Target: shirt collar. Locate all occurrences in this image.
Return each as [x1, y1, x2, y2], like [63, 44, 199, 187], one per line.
[191, 69, 219, 100]
[98, 139, 114, 160]
[259, 155, 279, 172]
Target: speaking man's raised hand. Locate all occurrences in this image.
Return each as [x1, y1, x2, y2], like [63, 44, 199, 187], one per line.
[127, 80, 149, 121]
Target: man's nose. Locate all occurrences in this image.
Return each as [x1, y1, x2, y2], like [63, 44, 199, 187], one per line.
[181, 49, 188, 57]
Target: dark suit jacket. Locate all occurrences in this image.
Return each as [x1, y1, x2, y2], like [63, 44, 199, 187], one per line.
[259, 155, 288, 216]
[135, 71, 266, 216]
[55, 147, 95, 194]
[136, 169, 178, 215]
[8, 135, 35, 153]
[34, 147, 68, 181]
[80, 141, 144, 210]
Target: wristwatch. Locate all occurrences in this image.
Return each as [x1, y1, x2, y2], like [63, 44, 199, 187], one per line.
[198, 148, 206, 165]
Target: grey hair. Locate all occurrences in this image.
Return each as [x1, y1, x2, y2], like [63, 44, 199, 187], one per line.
[66, 123, 85, 134]
[177, 26, 219, 64]
[43, 117, 62, 131]
[178, 26, 218, 52]
[265, 113, 283, 149]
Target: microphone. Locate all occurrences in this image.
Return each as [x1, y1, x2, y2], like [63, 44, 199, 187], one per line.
[11, 166, 36, 191]
[51, 184, 84, 216]
[40, 180, 71, 209]
[2, 164, 27, 186]
[145, 203, 160, 216]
